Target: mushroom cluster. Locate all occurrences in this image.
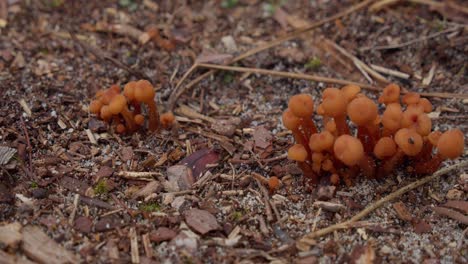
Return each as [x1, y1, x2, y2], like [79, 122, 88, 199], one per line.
[283, 84, 465, 186]
[89, 80, 175, 133]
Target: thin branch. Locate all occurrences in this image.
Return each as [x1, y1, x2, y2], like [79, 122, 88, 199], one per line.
[168, 0, 376, 109]
[298, 160, 468, 243]
[196, 63, 468, 99]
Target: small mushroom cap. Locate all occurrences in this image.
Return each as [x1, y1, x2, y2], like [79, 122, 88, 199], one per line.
[160, 111, 176, 127]
[311, 152, 324, 163]
[437, 129, 464, 159]
[402, 92, 420, 105]
[379, 83, 400, 104]
[134, 80, 155, 103]
[322, 159, 334, 171]
[268, 176, 280, 191]
[394, 128, 423, 156]
[99, 85, 120, 105]
[100, 105, 112, 120]
[374, 137, 397, 159]
[427, 131, 442, 146]
[282, 109, 301, 130]
[321, 88, 347, 117]
[382, 103, 402, 131]
[134, 114, 145, 125]
[347, 96, 378, 126]
[401, 108, 432, 136]
[123, 81, 137, 101]
[333, 135, 364, 166]
[341, 84, 361, 102]
[288, 144, 308, 162]
[288, 94, 314, 117]
[108, 94, 127, 115]
[116, 123, 126, 134]
[330, 173, 340, 185]
[309, 131, 335, 152]
[89, 100, 103, 114]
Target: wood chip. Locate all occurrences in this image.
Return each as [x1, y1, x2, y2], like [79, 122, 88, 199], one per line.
[22, 226, 80, 264]
[185, 208, 220, 235]
[433, 207, 468, 225]
[313, 201, 345, 213]
[392, 202, 413, 222]
[18, 99, 31, 117]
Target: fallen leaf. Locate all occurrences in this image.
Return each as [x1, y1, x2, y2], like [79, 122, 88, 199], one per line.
[185, 208, 220, 235]
[412, 219, 432, 234]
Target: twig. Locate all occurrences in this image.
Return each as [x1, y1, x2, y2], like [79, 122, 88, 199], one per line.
[327, 40, 389, 84]
[117, 171, 162, 180]
[362, 27, 461, 51]
[168, 0, 376, 109]
[197, 63, 380, 91]
[69, 31, 150, 80]
[255, 178, 274, 222]
[196, 63, 468, 100]
[298, 160, 468, 243]
[370, 64, 410, 79]
[69, 193, 80, 225]
[129, 227, 140, 264]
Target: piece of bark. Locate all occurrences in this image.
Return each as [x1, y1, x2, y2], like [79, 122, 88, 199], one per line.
[149, 227, 178, 243]
[184, 208, 220, 235]
[313, 201, 345, 213]
[433, 207, 468, 225]
[22, 226, 80, 264]
[393, 202, 413, 222]
[442, 200, 468, 214]
[132, 181, 161, 199]
[0, 222, 22, 249]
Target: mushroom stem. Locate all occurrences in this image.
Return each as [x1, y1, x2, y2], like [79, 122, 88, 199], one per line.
[378, 149, 405, 177]
[413, 154, 444, 174]
[120, 107, 136, 132]
[298, 162, 319, 184]
[301, 117, 318, 137]
[146, 102, 160, 131]
[358, 154, 376, 178]
[334, 115, 349, 135]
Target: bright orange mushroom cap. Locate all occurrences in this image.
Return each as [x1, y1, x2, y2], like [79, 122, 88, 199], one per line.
[437, 129, 464, 159]
[382, 103, 402, 131]
[288, 144, 308, 162]
[309, 131, 334, 152]
[401, 108, 432, 136]
[134, 114, 145, 125]
[333, 135, 364, 166]
[123, 81, 137, 101]
[100, 105, 112, 120]
[108, 94, 127, 115]
[378, 83, 400, 104]
[160, 111, 175, 128]
[89, 100, 103, 114]
[374, 137, 397, 159]
[134, 80, 156, 103]
[282, 109, 301, 130]
[394, 128, 423, 156]
[427, 131, 442, 146]
[402, 92, 420, 105]
[321, 88, 347, 117]
[341, 84, 361, 102]
[347, 96, 378, 126]
[288, 94, 314, 118]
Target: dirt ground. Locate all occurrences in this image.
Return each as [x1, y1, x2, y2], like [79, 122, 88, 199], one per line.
[0, 0, 467, 263]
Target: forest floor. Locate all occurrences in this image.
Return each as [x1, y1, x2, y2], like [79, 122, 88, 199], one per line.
[0, 0, 467, 263]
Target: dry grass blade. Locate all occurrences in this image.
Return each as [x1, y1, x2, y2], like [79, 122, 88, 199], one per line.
[196, 63, 468, 99]
[168, 0, 376, 109]
[297, 160, 468, 244]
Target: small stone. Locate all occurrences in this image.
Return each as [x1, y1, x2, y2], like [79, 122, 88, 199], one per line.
[380, 245, 392, 254]
[317, 186, 336, 201]
[185, 208, 220, 235]
[221, 35, 237, 52]
[446, 189, 463, 200]
[88, 118, 107, 132]
[149, 227, 177, 243]
[31, 188, 47, 199]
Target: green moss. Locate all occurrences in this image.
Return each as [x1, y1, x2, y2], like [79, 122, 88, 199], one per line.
[94, 180, 109, 195]
[231, 210, 243, 221]
[223, 72, 235, 84]
[221, 0, 239, 8]
[30, 182, 38, 189]
[305, 57, 322, 70]
[139, 202, 161, 212]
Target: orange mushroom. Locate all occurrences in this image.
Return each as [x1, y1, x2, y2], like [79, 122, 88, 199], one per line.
[108, 94, 136, 132]
[373, 137, 397, 160]
[319, 88, 349, 135]
[341, 84, 361, 102]
[134, 80, 159, 131]
[378, 83, 400, 105]
[160, 111, 176, 128]
[414, 129, 464, 174]
[334, 135, 375, 178]
[401, 107, 432, 136]
[288, 94, 318, 137]
[288, 144, 317, 183]
[382, 103, 403, 136]
[347, 96, 379, 152]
